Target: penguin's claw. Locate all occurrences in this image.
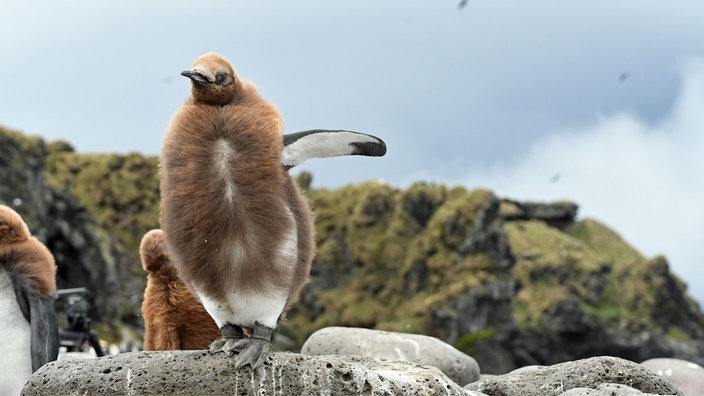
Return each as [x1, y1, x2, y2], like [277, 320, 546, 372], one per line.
[232, 337, 272, 370]
[221, 321, 273, 370]
[210, 322, 273, 369]
[209, 324, 244, 355]
[209, 338, 227, 354]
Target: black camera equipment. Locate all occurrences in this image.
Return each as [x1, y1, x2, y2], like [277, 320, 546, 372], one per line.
[55, 288, 104, 357]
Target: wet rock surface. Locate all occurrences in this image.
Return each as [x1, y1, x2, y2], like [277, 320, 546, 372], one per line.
[23, 350, 469, 396]
[28, 350, 703, 396]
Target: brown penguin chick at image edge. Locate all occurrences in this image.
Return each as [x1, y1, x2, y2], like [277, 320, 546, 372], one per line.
[0, 204, 58, 395]
[159, 52, 316, 370]
[140, 229, 222, 351]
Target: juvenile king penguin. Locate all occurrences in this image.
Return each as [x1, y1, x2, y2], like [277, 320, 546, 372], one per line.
[143, 130, 384, 351]
[140, 229, 221, 351]
[0, 205, 58, 395]
[160, 52, 316, 369]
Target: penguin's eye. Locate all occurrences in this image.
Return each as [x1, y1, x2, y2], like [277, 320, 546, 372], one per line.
[215, 71, 228, 85]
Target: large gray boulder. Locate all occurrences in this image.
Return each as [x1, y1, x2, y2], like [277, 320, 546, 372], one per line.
[22, 350, 470, 395]
[464, 356, 683, 396]
[640, 358, 704, 396]
[301, 326, 480, 386]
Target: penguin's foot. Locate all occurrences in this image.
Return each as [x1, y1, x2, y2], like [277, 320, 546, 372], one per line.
[228, 322, 273, 370]
[209, 324, 245, 355]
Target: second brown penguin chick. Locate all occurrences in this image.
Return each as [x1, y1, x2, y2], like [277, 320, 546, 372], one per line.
[140, 229, 221, 351]
[160, 53, 316, 370]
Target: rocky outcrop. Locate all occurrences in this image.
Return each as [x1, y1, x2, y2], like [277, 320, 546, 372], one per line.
[465, 356, 683, 396]
[288, 182, 704, 373]
[22, 351, 469, 396]
[498, 199, 578, 229]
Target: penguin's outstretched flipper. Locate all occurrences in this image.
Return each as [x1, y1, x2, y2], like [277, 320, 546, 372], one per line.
[282, 129, 387, 169]
[13, 275, 59, 372]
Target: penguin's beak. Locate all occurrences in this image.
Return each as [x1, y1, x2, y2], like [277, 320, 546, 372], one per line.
[181, 70, 210, 84]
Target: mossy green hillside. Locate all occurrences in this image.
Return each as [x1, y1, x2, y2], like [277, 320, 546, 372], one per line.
[282, 182, 503, 346]
[4, 125, 703, 355]
[45, 151, 160, 260]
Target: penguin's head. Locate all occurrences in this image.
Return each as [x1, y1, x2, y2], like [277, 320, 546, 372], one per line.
[182, 52, 239, 106]
[140, 229, 170, 273]
[0, 204, 30, 244]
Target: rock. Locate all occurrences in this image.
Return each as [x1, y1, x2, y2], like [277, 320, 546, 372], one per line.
[464, 356, 683, 396]
[23, 350, 470, 396]
[429, 279, 516, 346]
[429, 277, 540, 375]
[641, 358, 704, 396]
[559, 383, 679, 396]
[499, 199, 578, 229]
[301, 326, 480, 386]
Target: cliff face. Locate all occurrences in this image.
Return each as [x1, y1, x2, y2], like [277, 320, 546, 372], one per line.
[0, 127, 162, 339]
[0, 127, 125, 332]
[2, 126, 702, 373]
[288, 183, 704, 373]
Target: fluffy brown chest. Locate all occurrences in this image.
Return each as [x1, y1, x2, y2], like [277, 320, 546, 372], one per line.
[160, 102, 296, 298]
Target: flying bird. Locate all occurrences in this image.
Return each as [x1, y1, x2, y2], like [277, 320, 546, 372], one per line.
[0, 204, 59, 395]
[159, 52, 319, 369]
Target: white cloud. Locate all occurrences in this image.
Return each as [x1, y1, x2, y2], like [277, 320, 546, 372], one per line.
[463, 57, 704, 306]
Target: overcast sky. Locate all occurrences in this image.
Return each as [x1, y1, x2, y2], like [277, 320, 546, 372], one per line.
[2, 0, 703, 306]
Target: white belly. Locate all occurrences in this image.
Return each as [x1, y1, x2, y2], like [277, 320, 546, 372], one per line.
[195, 207, 299, 330]
[198, 289, 288, 330]
[0, 269, 33, 396]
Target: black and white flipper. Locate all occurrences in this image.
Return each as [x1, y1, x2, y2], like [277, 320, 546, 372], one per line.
[282, 129, 387, 169]
[13, 276, 59, 372]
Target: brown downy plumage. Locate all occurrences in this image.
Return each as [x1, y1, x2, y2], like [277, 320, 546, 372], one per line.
[159, 52, 315, 369]
[0, 204, 58, 381]
[140, 229, 221, 351]
[146, 127, 384, 351]
[0, 205, 56, 300]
